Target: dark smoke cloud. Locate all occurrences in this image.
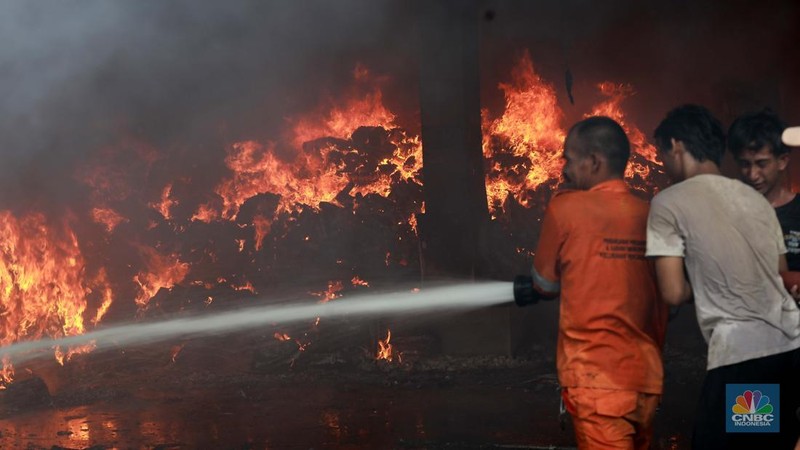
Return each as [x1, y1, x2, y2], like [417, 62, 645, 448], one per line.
[1, 0, 798, 210]
[0, 0, 418, 209]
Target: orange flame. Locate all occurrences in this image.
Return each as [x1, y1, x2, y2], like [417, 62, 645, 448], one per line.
[199, 63, 423, 243]
[483, 53, 663, 215]
[0, 52, 667, 389]
[0, 211, 113, 385]
[587, 82, 661, 180]
[132, 246, 190, 309]
[91, 268, 114, 326]
[291, 64, 397, 149]
[212, 140, 349, 219]
[483, 52, 566, 212]
[351, 276, 369, 287]
[150, 183, 178, 220]
[408, 212, 418, 236]
[191, 203, 219, 223]
[232, 281, 256, 293]
[273, 332, 291, 341]
[376, 329, 400, 363]
[91, 207, 128, 233]
[171, 343, 185, 362]
[350, 133, 423, 198]
[252, 215, 272, 251]
[55, 341, 97, 366]
[311, 280, 343, 303]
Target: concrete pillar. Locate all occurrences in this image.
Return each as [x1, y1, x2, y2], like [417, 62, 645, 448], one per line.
[417, 0, 489, 279]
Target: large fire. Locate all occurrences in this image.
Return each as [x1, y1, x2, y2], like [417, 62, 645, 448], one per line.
[0, 212, 112, 385]
[483, 52, 567, 213]
[199, 64, 424, 222]
[0, 50, 662, 385]
[483, 52, 663, 214]
[587, 82, 661, 182]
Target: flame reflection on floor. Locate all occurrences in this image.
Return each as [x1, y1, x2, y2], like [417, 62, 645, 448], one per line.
[0, 309, 702, 449]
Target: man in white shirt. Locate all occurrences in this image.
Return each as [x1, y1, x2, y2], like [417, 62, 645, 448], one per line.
[646, 104, 800, 449]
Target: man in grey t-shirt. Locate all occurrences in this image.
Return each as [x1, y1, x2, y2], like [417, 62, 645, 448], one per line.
[646, 105, 800, 450]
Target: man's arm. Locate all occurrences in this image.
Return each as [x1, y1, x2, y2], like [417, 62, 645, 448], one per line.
[532, 200, 566, 299]
[653, 256, 693, 306]
[532, 267, 560, 299]
[647, 195, 691, 305]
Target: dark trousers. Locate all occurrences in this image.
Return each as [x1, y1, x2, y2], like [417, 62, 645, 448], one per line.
[692, 347, 800, 450]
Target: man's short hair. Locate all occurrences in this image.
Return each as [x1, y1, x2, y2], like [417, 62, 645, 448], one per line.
[567, 116, 630, 176]
[653, 104, 725, 166]
[727, 109, 788, 157]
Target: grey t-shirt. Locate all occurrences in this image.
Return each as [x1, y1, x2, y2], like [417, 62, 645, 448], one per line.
[646, 174, 800, 370]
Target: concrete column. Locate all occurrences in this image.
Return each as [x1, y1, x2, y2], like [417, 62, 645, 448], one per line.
[417, 0, 489, 279]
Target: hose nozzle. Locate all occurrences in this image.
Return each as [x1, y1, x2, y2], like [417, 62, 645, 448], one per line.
[513, 275, 537, 307]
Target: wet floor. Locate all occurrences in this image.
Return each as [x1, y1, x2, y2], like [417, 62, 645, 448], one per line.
[0, 383, 578, 449]
[0, 309, 706, 449]
[0, 357, 698, 449]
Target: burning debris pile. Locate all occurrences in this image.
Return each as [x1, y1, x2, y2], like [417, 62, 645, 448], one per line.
[482, 52, 667, 272]
[0, 52, 664, 386]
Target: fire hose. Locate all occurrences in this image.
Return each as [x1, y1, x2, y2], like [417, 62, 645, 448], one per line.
[512, 274, 542, 307]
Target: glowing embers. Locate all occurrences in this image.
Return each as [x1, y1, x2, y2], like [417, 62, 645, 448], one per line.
[0, 212, 113, 386]
[351, 276, 369, 287]
[311, 280, 344, 304]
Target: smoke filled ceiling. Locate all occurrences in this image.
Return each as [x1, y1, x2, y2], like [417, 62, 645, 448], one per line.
[0, 0, 797, 208]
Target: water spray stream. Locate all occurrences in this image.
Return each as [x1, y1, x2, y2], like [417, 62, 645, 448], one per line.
[1, 281, 513, 366]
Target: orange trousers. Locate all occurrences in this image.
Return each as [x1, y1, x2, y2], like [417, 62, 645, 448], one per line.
[563, 387, 660, 450]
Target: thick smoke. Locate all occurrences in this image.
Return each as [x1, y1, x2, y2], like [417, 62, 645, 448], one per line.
[1, 0, 797, 208]
[0, 0, 428, 330]
[0, 0, 418, 209]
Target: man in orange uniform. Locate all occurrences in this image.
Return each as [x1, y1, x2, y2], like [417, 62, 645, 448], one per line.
[531, 116, 668, 449]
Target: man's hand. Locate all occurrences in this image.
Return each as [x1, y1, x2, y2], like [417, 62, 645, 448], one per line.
[779, 270, 800, 306]
[789, 285, 800, 309]
[653, 256, 693, 306]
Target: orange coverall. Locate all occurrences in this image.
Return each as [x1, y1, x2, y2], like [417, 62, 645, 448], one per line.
[533, 179, 668, 450]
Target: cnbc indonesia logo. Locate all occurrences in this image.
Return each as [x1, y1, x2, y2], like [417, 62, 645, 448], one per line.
[728, 386, 779, 432]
